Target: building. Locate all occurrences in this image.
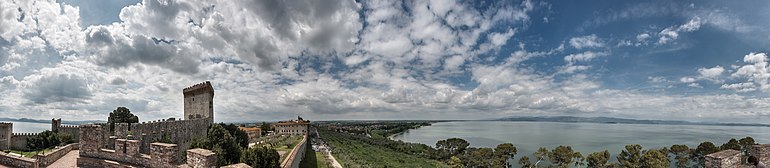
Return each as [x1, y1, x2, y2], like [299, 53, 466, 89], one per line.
[76, 81, 218, 168]
[183, 81, 214, 121]
[238, 127, 262, 141]
[273, 116, 310, 135]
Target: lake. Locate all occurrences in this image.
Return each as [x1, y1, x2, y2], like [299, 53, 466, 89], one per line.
[0, 121, 52, 133]
[392, 121, 770, 166]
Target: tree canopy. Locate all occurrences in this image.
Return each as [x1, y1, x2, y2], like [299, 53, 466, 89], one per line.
[107, 107, 139, 131]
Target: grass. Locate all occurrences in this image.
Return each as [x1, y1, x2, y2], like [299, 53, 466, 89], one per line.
[319, 128, 448, 168]
[7, 148, 54, 157]
[299, 143, 334, 168]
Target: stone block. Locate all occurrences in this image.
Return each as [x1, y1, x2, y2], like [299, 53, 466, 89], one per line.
[751, 144, 770, 166]
[187, 148, 217, 168]
[706, 149, 741, 168]
[151, 142, 178, 165]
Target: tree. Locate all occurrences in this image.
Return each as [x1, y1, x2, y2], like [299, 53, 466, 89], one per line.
[26, 130, 65, 151]
[463, 147, 498, 167]
[641, 148, 669, 168]
[157, 133, 173, 144]
[692, 141, 719, 166]
[260, 122, 271, 135]
[190, 124, 243, 166]
[108, 107, 139, 131]
[548, 145, 582, 168]
[533, 147, 549, 167]
[518, 156, 533, 168]
[617, 144, 643, 168]
[240, 146, 280, 168]
[221, 123, 249, 148]
[495, 143, 517, 167]
[739, 136, 756, 164]
[720, 138, 741, 151]
[449, 156, 463, 168]
[669, 144, 690, 168]
[586, 150, 610, 168]
[436, 138, 469, 159]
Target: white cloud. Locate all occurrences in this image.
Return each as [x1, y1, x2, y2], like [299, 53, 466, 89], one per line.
[564, 51, 608, 63]
[569, 34, 605, 49]
[680, 77, 696, 83]
[720, 82, 756, 92]
[657, 17, 702, 45]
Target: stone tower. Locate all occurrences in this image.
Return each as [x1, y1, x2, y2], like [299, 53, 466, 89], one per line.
[183, 81, 214, 122]
[52, 118, 61, 132]
[0, 122, 12, 150]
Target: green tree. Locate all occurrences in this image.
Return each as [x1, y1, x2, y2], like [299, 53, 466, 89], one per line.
[692, 141, 720, 166]
[463, 147, 498, 167]
[449, 156, 463, 168]
[669, 144, 690, 168]
[533, 147, 549, 167]
[641, 148, 669, 168]
[720, 138, 741, 151]
[586, 150, 610, 168]
[518, 156, 533, 168]
[260, 122, 271, 135]
[221, 123, 249, 148]
[548, 145, 583, 168]
[495, 143, 517, 167]
[26, 130, 63, 151]
[617, 144, 643, 168]
[240, 146, 280, 168]
[157, 133, 173, 143]
[107, 107, 139, 131]
[436, 138, 470, 159]
[190, 124, 243, 166]
[739, 136, 756, 164]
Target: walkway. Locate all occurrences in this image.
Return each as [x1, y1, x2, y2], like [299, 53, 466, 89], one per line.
[46, 150, 79, 168]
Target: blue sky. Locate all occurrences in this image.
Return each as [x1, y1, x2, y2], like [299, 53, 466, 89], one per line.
[1, 0, 770, 123]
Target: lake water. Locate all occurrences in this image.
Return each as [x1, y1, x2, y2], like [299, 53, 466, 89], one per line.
[392, 121, 770, 166]
[0, 121, 52, 133]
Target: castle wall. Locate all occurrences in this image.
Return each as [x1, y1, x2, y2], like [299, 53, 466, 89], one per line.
[751, 144, 770, 167]
[10, 133, 36, 150]
[0, 150, 38, 168]
[280, 134, 308, 168]
[57, 125, 80, 142]
[33, 143, 78, 167]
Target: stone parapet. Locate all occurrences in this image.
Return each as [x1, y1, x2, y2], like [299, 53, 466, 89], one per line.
[150, 143, 179, 165]
[187, 148, 217, 168]
[751, 144, 770, 166]
[706, 149, 741, 168]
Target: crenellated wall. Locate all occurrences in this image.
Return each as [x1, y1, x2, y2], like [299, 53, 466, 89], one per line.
[10, 133, 37, 150]
[281, 135, 308, 168]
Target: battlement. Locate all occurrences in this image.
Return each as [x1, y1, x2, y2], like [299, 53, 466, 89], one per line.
[58, 125, 79, 129]
[13, 133, 38, 136]
[182, 81, 214, 96]
[0, 122, 12, 126]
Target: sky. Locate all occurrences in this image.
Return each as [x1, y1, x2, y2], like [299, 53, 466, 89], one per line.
[1, 0, 770, 123]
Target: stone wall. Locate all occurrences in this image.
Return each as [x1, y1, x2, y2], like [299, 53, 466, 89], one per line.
[33, 143, 79, 167]
[187, 148, 217, 168]
[751, 144, 770, 166]
[10, 133, 35, 150]
[280, 135, 308, 168]
[0, 123, 11, 150]
[57, 125, 80, 142]
[706, 149, 741, 168]
[183, 81, 214, 121]
[0, 151, 38, 168]
[110, 118, 210, 162]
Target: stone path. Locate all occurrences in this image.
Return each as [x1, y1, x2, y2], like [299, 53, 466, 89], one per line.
[46, 150, 79, 168]
[324, 151, 343, 168]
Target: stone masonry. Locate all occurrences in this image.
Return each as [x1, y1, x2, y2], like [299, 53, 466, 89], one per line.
[751, 144, 770, 166]
[706, 149, 741, 168]
[76, 81, 220, 168]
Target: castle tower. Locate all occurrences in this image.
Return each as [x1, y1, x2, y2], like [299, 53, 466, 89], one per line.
[52, 118, 61, 132]
[0, 123, 12, 150]
[183, 81, 214, 122]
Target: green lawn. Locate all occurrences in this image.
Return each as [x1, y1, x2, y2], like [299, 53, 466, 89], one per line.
[299, 143, 334, 168]
[7, 148, 54, 157]
[319, 128, 448, 168]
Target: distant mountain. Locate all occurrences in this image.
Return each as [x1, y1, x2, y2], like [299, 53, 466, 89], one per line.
[0, 117, 105, 125]
[495, 116, 770, 127]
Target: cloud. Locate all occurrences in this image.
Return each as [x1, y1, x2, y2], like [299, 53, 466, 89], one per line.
[720, 82, 756, 92]
[657, 17, 702, 45]
[23, 73, 92, 104]
[569, 34, 604, 49]
[680, 77, 696, 83]
[564, 51, 608, 64]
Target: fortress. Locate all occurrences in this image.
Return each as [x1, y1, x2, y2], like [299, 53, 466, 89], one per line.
[77, 81, 221, 168]
[0, 119, 80, 151]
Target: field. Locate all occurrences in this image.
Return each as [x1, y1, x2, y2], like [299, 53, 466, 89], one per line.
[317, 127, 447, 168]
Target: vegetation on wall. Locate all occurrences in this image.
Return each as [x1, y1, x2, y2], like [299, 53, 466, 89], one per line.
[191, 123, 280, 167]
